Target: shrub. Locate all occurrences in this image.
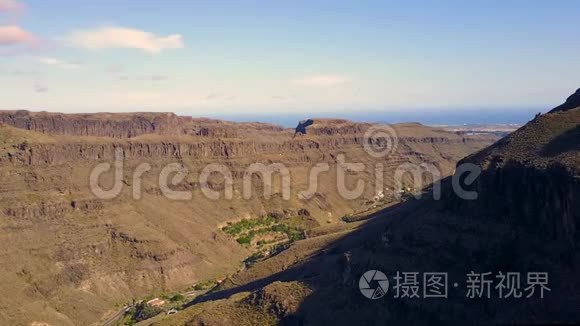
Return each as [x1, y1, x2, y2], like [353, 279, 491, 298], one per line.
[237, 235, 252, 244]
[170, 293, 184, 302]
[194, 279, 216, 291]
[131, 303, 162, 322]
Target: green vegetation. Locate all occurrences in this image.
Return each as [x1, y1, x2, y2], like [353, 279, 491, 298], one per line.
[222, 215, 305, 246]
[124, 302, 162, 324]
[237, 235, 252, 244]
[270, 223, 305, 242]
[170, 293, 185, 302]
[120, 291, 185, 324]
[194, 279, 217, 291]
[222, 215, 276, 236]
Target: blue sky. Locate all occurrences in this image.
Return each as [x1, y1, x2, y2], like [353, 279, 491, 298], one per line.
[0, 0, 579, 116]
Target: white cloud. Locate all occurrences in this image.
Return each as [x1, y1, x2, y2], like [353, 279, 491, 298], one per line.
[0, 0, 23, 12]
[292, 74, 350, 87]
[65, 25, 184, 54]
[0, 25, 35, 45]
[37, 57, 81, 69]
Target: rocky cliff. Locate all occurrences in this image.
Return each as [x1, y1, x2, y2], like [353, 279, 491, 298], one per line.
[0, 110, 284, 139]
[447, 104, 580, 245]
[0, 110, 180, 138]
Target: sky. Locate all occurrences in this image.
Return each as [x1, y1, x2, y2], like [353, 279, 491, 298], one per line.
[0, 0, 579, 119]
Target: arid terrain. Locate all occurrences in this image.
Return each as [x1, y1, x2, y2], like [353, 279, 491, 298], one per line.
[2, 0, 578, 324]
[0, 111, 497, 325]
[147, 91, 579, 325]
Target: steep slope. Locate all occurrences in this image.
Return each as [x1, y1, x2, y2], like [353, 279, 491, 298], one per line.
[158, 93, 580, 325]
[447, 105, 579, 245]
[550, 87, 580, 113]
[0, 113, 495, 325]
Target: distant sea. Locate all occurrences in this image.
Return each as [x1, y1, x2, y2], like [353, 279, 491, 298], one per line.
[193, 108, 543, 128]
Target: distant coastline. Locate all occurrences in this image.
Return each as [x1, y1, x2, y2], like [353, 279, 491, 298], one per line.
[197, 108, 542, 128]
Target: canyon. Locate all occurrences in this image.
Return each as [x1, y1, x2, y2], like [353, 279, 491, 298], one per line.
[154, 92, 580, 325]
[0, 111, 497, 325]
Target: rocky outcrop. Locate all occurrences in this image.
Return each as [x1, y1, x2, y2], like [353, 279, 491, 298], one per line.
[3, 199, 103, 219]
[294, 119, 367, 136]
[294, 119, 314, 135]
[243, 281, 312, 318]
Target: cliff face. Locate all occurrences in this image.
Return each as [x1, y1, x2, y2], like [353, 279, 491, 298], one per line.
[0, 110, 181, 138]
[0, 110, 284, 139]
[448, 162, 579, 244]
[0, 133, 492, 167]
[3, 198, 103, 219]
